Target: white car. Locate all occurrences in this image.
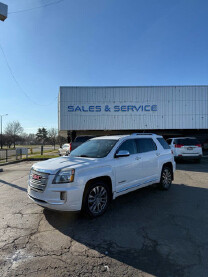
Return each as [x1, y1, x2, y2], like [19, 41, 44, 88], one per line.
[58, 143, 71, 156]
[28, 133, 176, 217]
[166, 137, 202, 162]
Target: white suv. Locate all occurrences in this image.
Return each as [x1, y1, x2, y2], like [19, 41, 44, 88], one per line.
[58, 144, 71, 156]
[166, 137, 202, 162]
[28, 134, 176, 217]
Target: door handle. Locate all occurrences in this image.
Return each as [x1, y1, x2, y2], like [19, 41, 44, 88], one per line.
[135, 157, 141, 160]
[156, 153, 160, 156]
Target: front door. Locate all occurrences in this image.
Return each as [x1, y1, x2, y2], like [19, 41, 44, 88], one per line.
[114, 139, 143, 193]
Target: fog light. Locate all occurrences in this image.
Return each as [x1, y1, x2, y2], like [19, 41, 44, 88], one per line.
[60, 192, 67, 201]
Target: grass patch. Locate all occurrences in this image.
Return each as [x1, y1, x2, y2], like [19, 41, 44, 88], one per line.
[26, 154, 59, 160]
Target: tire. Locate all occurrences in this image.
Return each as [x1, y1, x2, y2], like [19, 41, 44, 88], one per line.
[159, 166, 172, 190]
[195, 158, 201, 163]
[82, 181, 110, 218]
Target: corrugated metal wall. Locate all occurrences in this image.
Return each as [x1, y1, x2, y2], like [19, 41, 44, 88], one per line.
[59, 86, 208, 131]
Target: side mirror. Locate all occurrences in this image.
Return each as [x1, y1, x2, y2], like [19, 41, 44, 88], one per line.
[115, 150, 130, 158]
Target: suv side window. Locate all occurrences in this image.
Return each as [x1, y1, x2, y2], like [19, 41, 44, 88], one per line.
[135, 138, 157, 153]
[117, 139, 137, 155]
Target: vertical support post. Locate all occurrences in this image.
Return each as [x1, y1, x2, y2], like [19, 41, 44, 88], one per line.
[41, 145, 43, 155]
[6, 149, 8, 162]
[0, 116, 2, 149]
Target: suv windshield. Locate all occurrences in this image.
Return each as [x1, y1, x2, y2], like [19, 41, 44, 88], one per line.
[175, 138, 199, 146]
[62, 144, 69, 148]
[70, 139, 118, 158]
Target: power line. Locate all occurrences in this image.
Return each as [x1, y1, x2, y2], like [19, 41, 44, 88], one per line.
[9, 0, 65, 14]
[0, 43, 58, 106]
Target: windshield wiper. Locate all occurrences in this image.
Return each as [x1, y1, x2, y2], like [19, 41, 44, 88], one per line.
[76, 155, 91, 158]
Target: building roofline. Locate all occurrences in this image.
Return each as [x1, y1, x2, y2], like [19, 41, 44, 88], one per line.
[60, 85, 208, 89]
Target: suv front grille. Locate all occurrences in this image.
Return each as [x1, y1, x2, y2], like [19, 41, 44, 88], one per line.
[29, 170, 49, 192]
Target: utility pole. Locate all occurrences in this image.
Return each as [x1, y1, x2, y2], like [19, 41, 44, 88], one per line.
[1, 114, 8, 149]
[0, 2, 8, 21]
[0, 3, 8, 171]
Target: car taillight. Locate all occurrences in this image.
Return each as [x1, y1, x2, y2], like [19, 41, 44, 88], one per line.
[196, 144, 201, 147]
[69, 143, 71, 151]
[175, 144, 184, 148]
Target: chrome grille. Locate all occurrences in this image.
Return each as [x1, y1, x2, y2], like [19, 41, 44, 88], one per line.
[29, 170, 49, 192]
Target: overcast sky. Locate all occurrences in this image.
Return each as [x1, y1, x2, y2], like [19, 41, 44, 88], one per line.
[0, 0, 208, 133]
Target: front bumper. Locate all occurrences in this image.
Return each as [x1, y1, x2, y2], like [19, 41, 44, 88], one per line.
[28, 176, 84, 211]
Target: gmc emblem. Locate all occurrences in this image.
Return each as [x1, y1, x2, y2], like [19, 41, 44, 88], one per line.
[32, 174, 42, 181]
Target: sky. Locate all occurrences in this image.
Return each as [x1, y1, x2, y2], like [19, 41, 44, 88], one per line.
[0, 0, 208, 134]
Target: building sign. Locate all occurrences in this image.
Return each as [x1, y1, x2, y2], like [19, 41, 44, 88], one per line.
[68, 104, 157, 113]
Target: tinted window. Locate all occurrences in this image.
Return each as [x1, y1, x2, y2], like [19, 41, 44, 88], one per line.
[70, 139, 118, 158]
[157, 138, 170, 149]
[166, 139, 172, 145]
[135, 138, 157, 153]
[117, 139, 137, 155]
[175, 138, 199, 146]
[75, 136, 93, 143]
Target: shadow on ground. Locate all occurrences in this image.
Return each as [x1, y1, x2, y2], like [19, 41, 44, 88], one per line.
[44, 183, 208, 277]
[176, 158, 208, 173]
[0, 179, 27, 192]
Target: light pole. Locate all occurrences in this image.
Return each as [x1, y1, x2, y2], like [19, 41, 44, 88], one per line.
[1, 114, 8, 149]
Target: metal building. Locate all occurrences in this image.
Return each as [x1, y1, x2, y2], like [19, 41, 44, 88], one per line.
[58, 86, 208, 140]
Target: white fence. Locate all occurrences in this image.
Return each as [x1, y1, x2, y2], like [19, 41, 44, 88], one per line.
[0, 148, 28, 163]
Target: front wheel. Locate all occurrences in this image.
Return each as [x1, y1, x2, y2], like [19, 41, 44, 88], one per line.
[159, 166, 172, 190]
[82, 182, 110, 218]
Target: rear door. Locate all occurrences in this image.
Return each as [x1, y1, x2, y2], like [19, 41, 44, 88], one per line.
[135, 138, 159, 182]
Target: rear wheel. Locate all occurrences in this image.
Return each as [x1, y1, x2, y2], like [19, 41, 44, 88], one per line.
[159, 166, 172, 190]
[82, 181, 110, 218]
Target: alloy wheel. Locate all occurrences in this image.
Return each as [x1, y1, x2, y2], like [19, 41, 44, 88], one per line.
[88, 186, 108, 215]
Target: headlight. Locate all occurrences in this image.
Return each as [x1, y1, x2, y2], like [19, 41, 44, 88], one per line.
[29, 167, 34, 180]
[53, 168, 75, 184]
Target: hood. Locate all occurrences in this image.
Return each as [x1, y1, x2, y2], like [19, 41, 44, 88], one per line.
[32, 156, 99, 174]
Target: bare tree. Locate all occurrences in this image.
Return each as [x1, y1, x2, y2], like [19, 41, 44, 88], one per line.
[57, 135, 67, 147]
[48, 128, 58, 149]
[4, 121, 23, 148]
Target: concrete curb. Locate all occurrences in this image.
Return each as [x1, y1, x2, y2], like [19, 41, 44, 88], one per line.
[0, 160, 25, 167]
[26, 158, 49, 161]
[0, 158, 52, 166]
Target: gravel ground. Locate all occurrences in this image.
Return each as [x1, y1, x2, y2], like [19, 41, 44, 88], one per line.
[0, 160, 208, 277]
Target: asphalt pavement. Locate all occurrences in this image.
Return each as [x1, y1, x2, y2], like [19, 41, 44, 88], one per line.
[0, 160, 208, 277]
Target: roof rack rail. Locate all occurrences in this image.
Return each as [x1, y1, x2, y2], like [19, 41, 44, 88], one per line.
[131, 133, 156, 136]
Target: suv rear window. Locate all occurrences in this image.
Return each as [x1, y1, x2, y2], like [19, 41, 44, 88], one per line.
[157, 138, 170, 149]
[75, 136, 94, 143]
[135, 138, 157, 153]
[174, 138, 200, 146]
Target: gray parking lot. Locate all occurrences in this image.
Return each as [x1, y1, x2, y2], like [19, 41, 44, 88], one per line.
[0, 160, 208, 277]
